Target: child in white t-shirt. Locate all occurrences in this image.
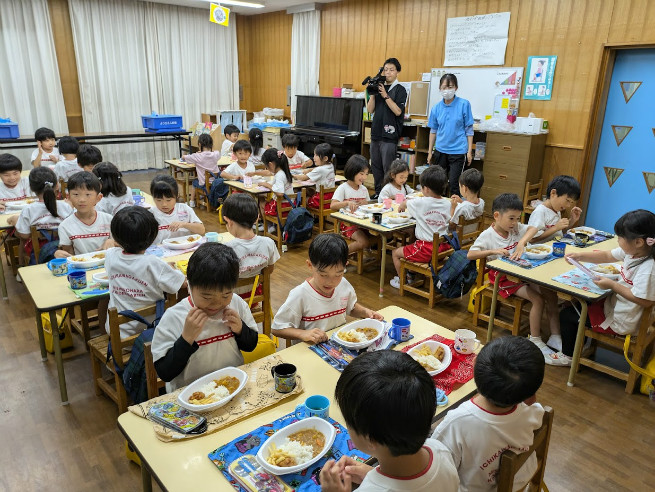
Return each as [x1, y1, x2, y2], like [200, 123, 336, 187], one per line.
[295, 143, 336, 210]
[53, 136, 81, 183]
[320, 350, 459, 492]
[377, 159, 414, 203]
[247, 128, 265, 168]
[282, 133, 312, 169]
[105, 206, 186, 338]
[390, 165, 451, 289]
[220, 140, 256, 181]
[220, 124, 240, 157]
[272, 233, 382, 345]
[93, 161, 135, 215]
[0, 154, 34, 211]
[76, 144, 103, 172]
[31, 127, 60, 168]
[260, 148, 295, 230]
[433, 336, 545, 492]
[149, 174, 205, 244]
[151, 243, 258, 392]
[449, 168, 485, 234]
[331, 155, 373, 254]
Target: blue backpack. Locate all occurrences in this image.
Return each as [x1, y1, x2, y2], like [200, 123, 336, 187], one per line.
[207, 172, 229, 208]
[429, 232, 478, 299]
[279, 192, 314, 245]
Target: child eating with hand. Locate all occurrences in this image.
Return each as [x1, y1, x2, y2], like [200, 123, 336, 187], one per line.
[220, 140, 256, 181]
[150, 174, 205, 244]
[0, 154, 33, 211]
[449, 168, 484, 233]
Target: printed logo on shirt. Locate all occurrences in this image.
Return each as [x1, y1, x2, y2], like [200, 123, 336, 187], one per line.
[383, 124, 396, 135]
[339, 296, 350, 309]
[425, 210, 448, 227]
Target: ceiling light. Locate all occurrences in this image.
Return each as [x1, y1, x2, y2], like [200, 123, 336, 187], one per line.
[207, 0, 264, 7]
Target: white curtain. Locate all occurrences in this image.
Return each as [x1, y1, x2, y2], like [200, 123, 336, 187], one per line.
[290, 10, 320, 119]
[69, 0, 239, 172]
[0, 0, 68, 167]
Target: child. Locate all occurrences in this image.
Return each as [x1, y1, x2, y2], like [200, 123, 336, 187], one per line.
[331, 155, 373, 254]
[512, 175, 582, 258]
[432, 336, 545, 491]
[105, 206, 186, 338]
[320, 350, 459, 492]
[449, 168, 484, 232]
[53, 136, 81, 183]
[151, 243, 258, 392]
[220, 140, 255, 180]
[377, 159, 414, 203]
[296, 143, 336, 209]
[31, 127, 60, 167]
[76, 144, 103, 172]
[549, 209, 655, 366]
[93, 161, 135, 215]
[390, 165, 451, 289]
[247, 128, 265, 167]
[181, 133, 221, 208]
[272, 233, 382, 344]
[260, 148, 295, 225]
[221, 124, 240, 157]
[55, 172, 113, 257]
[149, 174, 205, 244]
[281, 133, 312, 168]
[467, 193, 561, 358]
[0, 154, 34, 210]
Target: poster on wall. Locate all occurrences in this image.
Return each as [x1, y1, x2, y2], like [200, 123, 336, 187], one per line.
[209, 3, 230, 26]
[444, 12, 510, 66]
[523, 56, 557, 100]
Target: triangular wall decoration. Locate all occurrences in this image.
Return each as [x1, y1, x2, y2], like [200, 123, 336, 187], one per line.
[611, 125, 633, 146]
[643, 172, 655, 194]
[620, 81, 642, 103]
[501, 71, 517, 85]
[603, 167, 624, 187]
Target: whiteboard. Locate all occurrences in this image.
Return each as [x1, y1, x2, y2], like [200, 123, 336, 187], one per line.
[428, 67, 524, 121]
[444, 12, 511, 66]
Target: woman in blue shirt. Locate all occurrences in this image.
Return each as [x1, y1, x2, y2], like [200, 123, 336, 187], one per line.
[427, 74, 474, 196]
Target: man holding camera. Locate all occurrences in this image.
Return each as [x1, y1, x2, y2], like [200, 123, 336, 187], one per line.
[367, 57, 407, 197]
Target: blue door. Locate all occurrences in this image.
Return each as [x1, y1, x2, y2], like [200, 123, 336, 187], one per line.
[586, 49, 655, 232]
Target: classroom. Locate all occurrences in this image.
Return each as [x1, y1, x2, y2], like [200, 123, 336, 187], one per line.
[1, 0, 654, 490]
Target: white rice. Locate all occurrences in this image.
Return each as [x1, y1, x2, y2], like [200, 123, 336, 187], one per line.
[339, 329, 368, 343]
[197, 381, 230, 400]
[276, 439, 314, 465]
[416, 354, 442, 371]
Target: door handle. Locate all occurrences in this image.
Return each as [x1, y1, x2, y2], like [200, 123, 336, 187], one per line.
[502, 146, 512, 151]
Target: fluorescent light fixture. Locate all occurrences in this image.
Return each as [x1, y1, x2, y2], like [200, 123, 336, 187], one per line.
[208, 0, 264, 7]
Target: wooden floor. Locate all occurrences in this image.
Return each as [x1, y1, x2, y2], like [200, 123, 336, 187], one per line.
[1, 168, 653, 491]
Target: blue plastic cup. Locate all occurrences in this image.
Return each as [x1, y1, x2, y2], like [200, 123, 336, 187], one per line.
[67, 270, 87, 290]
[205, 232, 220, 243]
[390, 317, 411, 342]
[295, 395, 330, 420]
[552, 242, 566, 257]
[48, 258, 68, 276]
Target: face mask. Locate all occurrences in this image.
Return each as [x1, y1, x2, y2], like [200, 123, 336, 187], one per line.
[441, 89, 456, 100]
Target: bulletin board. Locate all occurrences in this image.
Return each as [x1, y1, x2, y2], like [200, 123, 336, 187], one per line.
[428, 67, 524, 121]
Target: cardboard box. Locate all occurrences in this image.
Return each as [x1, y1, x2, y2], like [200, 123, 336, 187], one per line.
[201, 113, 217, 124]
[364, 127, 371, 143]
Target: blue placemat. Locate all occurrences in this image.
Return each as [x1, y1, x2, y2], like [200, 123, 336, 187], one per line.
[500, 254, 559, 269]
[559, 232, 613, 247]
[552, 268, 610, 295]
[208, 412, 369, 491]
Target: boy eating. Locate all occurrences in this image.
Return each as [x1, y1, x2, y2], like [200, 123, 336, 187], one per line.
[272, 233, 382, 344]
[221, 124, 240, 157]
[77, 144, 103, 172]
[220, 140, 255, 180]
[31, 127, 60, 167]
[281, 133, 312, 168]
[0, 154, 34, 210]
[449, 168, 484, 233]
[54, 136, 81, 182]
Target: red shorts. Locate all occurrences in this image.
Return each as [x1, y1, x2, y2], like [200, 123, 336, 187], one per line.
[307, 192, 333, 209]
[588, 298, 619, 335]
[340, 222, 360, 239]
[264, 199, 290, 218]
[403, 240, 451, 263]
[488, 269, 524, 299]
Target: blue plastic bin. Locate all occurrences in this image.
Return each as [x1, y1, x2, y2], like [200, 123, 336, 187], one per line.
[0, 118, 19, 139]
[141, 112, 183, 131]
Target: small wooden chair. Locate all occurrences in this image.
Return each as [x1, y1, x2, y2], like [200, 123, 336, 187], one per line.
[194, 170, 213, 212]
[398, 234, 456, 308]
[306, 185, 337, 233]
[496, 406, 554, 492]
[18, 226, 59, 266]
[455, 214, 485, 250]
[522, 180, 543, 223]
[144, 341, 165, 400]
[236, 266, 273, 337]
[262, 189, 307, 252]
[58, 178, 67, 200]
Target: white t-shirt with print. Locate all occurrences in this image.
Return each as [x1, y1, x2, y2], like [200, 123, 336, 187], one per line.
[248, 148, 265, 168]
[602, 247, 655, 334]
[150, 203, 202, 244]
[221, 139, 234, 157]
[54, 159, 81, 182]
[287, 149, 309, 166]
[432, 400, 544, 492]
[31, 147, 60, 163]
[356, 438, 459, 492]
[58, 211, 113, 254]
[0, 177, 34, 202]
[272, 170, 294, 195]
[226, 235, 280, 297]
[527, 203, 561, 238]
[451, 199, 485, 235]
[378, 182, 414, 203]
[104, 247, 185, 338]
[96, 187, 134, 215]
[272, 278, 357, 333]
[406, 196, 451, 242]
[151, 295, 257, 392]
[469, 224, 530, 262]
[14, 200, 74, 234]
[224, 161, 255, 179]
[332, 182, 369, 203]
[306, 164, 335, 188]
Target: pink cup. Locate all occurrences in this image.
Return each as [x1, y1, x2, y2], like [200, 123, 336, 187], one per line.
[383, 198, 393, 209]
[395, 193, 404, 204]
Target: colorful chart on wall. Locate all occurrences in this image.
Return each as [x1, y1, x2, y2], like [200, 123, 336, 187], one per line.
[643, 172, 655, 194]
[620, 81, 642, 103]
[524, 55, 557, 100]
[611, 125, 632, 146]
[603, 167, 624, 187]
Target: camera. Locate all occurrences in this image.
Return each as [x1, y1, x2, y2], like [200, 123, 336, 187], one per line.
[362, 67, 385, 94]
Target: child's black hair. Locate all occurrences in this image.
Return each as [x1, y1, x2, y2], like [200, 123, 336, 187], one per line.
[439, 73, 458, 88]
[459, 168, 484, 195]
[222, 193, 259, 229]
[308, 233, 348, 270]
[111, 206, 158, 253]
[93, 161, 127, 197]
[223, 124, 240, 137]
[614, 209, 655, 264]
[474, 336, 544, 407]
[198, 133, 213, 151]
[335, 350, 435, 456]
[28, 167, 60, 218]
[233, 139, 252, 154]
[419, 165, 446, 196]
[57, 136, 79, 155]
[77, 144, 103, 169]
[34, 127, 55, 142]
[382, 159, 410, 193]
[249, 128, 263, 156]
[150, 174, 178, 199]
[187, 243, 239, 291]
[313, 143, 333, 163]
[261, 148, 292, 183]
[492, 193, 523, 214]
[281, 133, 300, 149]
[67, 171, 101, 193]
[343, 154, 370, 182]
[0, 154, 22, 173]
[546, 175, 581, 200]
[383, 57, 401, 72]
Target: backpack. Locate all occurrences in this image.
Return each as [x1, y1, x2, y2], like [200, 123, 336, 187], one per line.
[280, 192, 314, 245]
[24, 229, 59, 265]
[429, 232, 478, 299]
[208, 172, 229, 208]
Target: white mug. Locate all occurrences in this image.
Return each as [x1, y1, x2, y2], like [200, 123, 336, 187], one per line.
[454, 329, 480, 355]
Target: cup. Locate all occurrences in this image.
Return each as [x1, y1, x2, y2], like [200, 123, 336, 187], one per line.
[243, 176, 253, 188]
[395, 193, 404, 204]
[205, 232, 220, 243]
[383, 198, 393, 209]
[389, 317, 411, 342]
[67, 270, 87, 290]
[552, 241, 566, 257]
[295, 395, 330, 420]
[371, 212, 383, 225]
[454, 328, 480, 354]
[271, 363, 296, 393]
[133, 195, 144, 206]
[48, 258, 68, 276]
[132, 189, 141, 195]
[436, 388, 449, 406]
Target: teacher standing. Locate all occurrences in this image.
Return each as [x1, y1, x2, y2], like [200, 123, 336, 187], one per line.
[427, 74, 474, 196]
